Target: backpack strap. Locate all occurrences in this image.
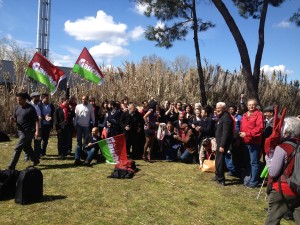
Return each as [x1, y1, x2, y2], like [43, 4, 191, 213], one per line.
[278, 141, 299, 210]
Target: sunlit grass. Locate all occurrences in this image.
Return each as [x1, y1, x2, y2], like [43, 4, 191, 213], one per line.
[0, 137, 294, 225]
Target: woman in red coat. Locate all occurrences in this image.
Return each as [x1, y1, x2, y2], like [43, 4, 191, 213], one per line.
[239, 99, 264, 188]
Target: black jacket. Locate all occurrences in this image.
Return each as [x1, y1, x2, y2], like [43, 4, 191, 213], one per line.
[215, 111, 233, 150]
[119, 109, 144, 134]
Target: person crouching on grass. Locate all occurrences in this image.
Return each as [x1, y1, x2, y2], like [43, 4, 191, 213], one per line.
[199, 138, 216, 169]
[83, 127, 102, 166]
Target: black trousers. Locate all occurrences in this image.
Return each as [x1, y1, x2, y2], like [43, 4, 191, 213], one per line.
[41, 125, 51, 155]
[125, 131, 145, 159]
[215, 148, 226, 182]
[9, 130, 38, 169]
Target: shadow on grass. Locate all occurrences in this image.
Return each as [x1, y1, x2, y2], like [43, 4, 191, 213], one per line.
[43, 154, 74, 157]
[41, 194, 67, 202]
[40, 157, 74, 161]
[22, 195, 68, 205]
[38, 163, 77, 170]
[225, 178, 243, 186]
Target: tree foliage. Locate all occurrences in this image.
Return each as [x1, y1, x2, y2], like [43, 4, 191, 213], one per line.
[290, 8, 300, 26]
[232, 0, 285, 19]
[135, 0, 215, 105]
[211, 0, 287, 103]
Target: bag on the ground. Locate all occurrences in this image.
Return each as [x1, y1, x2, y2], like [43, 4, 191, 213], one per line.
[0, 169, 19, 200]
[15, 167, 43, 205]
[201, 154, 215, 173]
[0, 131, 10, 142]
[108, 160, 137, 179]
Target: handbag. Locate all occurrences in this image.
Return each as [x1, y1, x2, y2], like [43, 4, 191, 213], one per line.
[201, 154, 215, 173]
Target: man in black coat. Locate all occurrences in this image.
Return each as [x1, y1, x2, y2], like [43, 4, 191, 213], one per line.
[214, 102, 234, 186]
[119, 102, 145, 159]
[54, 96, 74, 159]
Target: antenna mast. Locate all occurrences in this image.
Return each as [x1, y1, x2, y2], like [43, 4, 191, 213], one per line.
[36, 0, 51, 58]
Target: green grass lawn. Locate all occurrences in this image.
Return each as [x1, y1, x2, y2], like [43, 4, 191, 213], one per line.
[0, 137, 294, 225]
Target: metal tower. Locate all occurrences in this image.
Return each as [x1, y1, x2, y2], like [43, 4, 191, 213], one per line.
[36, 0, 51, 58]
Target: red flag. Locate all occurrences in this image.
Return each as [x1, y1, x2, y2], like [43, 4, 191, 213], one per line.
[26, 52, 65, 95]
[264, 106, 287, 156]
[98, 134, 128, 164]
[72, 47, 104, 85]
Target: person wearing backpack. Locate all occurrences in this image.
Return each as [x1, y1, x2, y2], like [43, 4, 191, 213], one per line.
[264, 117, 300, 225]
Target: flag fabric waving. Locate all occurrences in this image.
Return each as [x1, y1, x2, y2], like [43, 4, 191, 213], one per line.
[98, 134, 128, 164]
[26, 52, 66, 95]
[72, 47, 104, 85]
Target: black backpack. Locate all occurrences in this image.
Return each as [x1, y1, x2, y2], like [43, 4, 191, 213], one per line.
[15, 167, 43, 204]
[0, 170, 19, 200]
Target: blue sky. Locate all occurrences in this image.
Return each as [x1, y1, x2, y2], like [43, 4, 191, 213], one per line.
[0, 0, 299, 80]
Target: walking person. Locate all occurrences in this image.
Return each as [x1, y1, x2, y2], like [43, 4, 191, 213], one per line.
[8, 93, 40, 170]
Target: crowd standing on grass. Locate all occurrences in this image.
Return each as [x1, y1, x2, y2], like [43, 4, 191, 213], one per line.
[6, 89, 300, 223]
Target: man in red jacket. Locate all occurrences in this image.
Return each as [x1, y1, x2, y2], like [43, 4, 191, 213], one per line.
[239, 99, 264, 188]
[264, 117, 300, 224]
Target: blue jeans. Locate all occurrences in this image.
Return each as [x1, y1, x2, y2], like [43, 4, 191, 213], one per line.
[165, 144, 180, 161]
[180, 149, 194, 163]
[244, 144, 260, 187]
[86, 147, 98, 162]
[225, 152, 241, 178]
[75, 125, 90, 160]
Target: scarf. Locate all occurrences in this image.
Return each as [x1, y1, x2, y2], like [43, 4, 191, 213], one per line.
[60, 103, 69, 122]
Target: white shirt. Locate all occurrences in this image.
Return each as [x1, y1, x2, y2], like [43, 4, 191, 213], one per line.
[74, 103, 95, 127]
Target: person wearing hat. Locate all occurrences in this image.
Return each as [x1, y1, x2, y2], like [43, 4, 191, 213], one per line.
[29, 92, 42, 159]
[261, 105, 275, 166]
[263, 105, 275, 138]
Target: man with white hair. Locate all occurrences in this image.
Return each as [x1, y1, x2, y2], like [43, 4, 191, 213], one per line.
[265, 117, 300, 224]
[213, 102, 234, 186]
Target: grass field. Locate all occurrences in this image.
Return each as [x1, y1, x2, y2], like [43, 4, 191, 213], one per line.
[0, 137, 295, 225]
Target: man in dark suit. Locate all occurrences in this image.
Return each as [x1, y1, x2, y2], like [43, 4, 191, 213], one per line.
[119, 102, 145, 159]
[213, 102, 234, 186]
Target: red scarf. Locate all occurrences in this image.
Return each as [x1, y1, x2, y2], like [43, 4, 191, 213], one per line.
[60, 103, 69, 122]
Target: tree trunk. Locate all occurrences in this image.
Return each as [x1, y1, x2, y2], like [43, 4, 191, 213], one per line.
[253, 0, 269, 104]
[192, 0, 207, 106]
[211, 0, 259, 101]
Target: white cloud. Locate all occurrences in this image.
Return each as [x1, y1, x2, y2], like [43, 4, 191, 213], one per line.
[260, 65, 293, 76]
[3, 34, 34, 49]
[90, 42, 130, 60]
[134, 3, 148, 15]
[51, 53, 74, 67]
[155, 21, 165, 29]
[129, 26, 144, 40]
[0, 0, 3, 8]
[274, 20, 292, 29]
[64, 10, 127, 42]
[64, 10, 145, 62]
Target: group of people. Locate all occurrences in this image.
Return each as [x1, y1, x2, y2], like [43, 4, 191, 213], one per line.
[6, 90, 300, 224]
